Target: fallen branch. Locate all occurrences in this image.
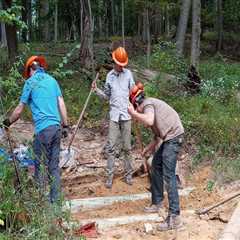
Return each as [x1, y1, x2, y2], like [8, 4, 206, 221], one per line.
[196, 191, 240, 215]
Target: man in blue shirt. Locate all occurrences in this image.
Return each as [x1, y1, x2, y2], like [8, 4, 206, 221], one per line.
[3, 56, 68, 203]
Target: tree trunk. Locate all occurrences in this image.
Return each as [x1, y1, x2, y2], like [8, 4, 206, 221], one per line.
[27, 0, 32, 41]
[165, 4, 170, 37]
[121, 0, 125, 48]
[99, 15, 103, 38]
[0, 0, 7, 47]
[191, 0, 201, 70]
[142, 11, 147, 43]
[146, 8, 151, 68]
[54, 0, 58, 42]
[176, 0, 191, 56]
[0, 23, 7, 47]
[137, 13, 141, 39]
[111, 0, 115, 35]
[79, 0, 94, 70]
[216, 0, 223, 52]
[80, 0, 83, 39]
[153, 14, 161, 42]
[2, 0, 18, 63]
[21, 0, 27, 42]
[40, 0, 50, 42]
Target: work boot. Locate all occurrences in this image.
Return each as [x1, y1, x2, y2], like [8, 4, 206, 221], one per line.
[105, 175, 113, 189]
[124, 174, 133, 185]
[158, 214, 182, 231]
[144, 203, 162, 213]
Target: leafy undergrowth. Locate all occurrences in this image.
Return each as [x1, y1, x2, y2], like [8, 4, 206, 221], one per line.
[0, 154, 79, 240]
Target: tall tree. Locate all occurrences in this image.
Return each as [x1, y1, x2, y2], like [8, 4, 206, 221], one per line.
[121, 0, 125, 48]
[21, 0, 27, 42]
[2, 0, 18, 63]
[146, 6, 151, 68]
[54, 0, 58, 42]
[216, 0, 223, 52]
[0, 0, 7, 47]
[40, 0, 50, 42]
[79, 0, 94, 70]
[176, 0, 191, 56]
[111, 0, 115, 35]
[27, 0, 32, 41]
[191, 0, 201, 70]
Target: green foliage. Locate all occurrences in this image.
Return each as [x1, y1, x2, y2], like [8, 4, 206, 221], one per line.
[151, 41, 188, 76]
[214, 156, 240, 183]
[200, 60, 240, 102]
[51, 44, 81, 80]
[0, 57, 25, 113]
[0, 4, 27, 29]
[206, 180, 215, 192]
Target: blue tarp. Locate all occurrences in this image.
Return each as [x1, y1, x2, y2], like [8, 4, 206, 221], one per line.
[0, 147, 35, 168]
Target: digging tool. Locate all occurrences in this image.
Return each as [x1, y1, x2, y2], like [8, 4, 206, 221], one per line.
[120, 121, 152, 182]
[195, 191, 240, 215]
[4, 128, 21, 187]
[61, 72, 100, 167]
[132, 121, 151, 181]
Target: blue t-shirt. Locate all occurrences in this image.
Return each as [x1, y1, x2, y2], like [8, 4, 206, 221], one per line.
[20, 68, 62, 133]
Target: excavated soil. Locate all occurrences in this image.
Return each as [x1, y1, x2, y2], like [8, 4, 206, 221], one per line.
[9, 121, 240, 240]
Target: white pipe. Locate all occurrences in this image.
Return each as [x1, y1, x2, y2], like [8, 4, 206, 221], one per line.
[75, 210, 195, 230]
[81, 213, 162, 230]
[66, 187, 195, 213]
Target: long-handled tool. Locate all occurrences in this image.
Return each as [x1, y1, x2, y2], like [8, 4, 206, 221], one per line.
[60, 72, 99, 167]
[196, 191, 240, 215]
[5, 129, 21, 187]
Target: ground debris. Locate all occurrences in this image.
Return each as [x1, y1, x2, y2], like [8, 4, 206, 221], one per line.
[73, 222, 98, 238]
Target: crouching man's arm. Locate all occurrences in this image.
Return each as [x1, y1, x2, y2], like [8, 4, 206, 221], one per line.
[128, 103, 154, 127]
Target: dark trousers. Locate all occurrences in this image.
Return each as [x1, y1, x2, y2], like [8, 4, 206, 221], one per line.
[151, 135, 183, 215]
[33, 125, 61, 203]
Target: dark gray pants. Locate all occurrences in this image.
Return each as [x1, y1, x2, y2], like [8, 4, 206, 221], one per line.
[151, 135, 183, 215]
[33, 125, 61, 203]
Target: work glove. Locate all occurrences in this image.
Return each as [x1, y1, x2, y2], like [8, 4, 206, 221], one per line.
[1, 118, 11, 130]
[61, 125, 69, 138]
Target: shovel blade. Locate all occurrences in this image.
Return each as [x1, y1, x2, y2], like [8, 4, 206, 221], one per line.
[59, 148, 76, 168]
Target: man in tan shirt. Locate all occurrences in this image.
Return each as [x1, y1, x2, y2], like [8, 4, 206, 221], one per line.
[128, 82, 184, 231]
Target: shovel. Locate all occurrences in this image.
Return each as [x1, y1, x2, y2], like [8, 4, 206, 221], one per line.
[60, 72, 99, 168]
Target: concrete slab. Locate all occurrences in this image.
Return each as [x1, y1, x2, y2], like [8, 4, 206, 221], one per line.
[66, 187, 195, 213]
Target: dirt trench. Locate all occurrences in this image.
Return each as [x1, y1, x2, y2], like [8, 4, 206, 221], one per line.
[8, 120, 239, 240]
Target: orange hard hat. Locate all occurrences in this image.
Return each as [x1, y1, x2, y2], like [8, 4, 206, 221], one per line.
[112, 47, 128, 66]
[23, 56, 47, 78]
[129, 81, 144, 106]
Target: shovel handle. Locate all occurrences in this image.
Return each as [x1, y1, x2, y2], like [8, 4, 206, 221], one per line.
[5, 130, 21, 187]
[67, 72, 99, 150]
